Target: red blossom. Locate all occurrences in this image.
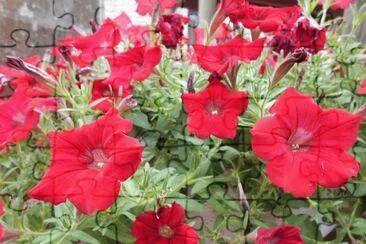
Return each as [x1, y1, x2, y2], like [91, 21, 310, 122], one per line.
[155, 14, 189, 49]
[181, 77, 248, 139]
[293, 18, 327, 54]
[269, 17, 327, 56]
[0, 55, 52, 98]
[0, 90, 58, 151]
[208, 0, 247, 39]
[231, 4, 302, 33]
[357, 79, 366, 95]
[113, 12, 151, 46]
[108, 46, 162, 81]
[28, 109, 143, 214]
[251, 87, 363, 197]
[256, 225, 304, 244]
[61, 19, 121, 65]
[193, 36, 265, 75]
[131, 202, 199, 243]
[136, 0, 178, 16]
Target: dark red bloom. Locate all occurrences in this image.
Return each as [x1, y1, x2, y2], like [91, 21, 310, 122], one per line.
[293, 18, 326, 54]
[193, 36, 265, 75]
[251, 87, 362, 197]
[155, 14, 189, 49]
[136, 0, 178, 16]
[0, 91, 58, 151]
[28, 109, 143, 214]
[181, 77, 248, 139]
[61, 19, 120, 65]
[256, 225, 304, 244]
[231, 4, 302, 32]
[132, 202, 199, 243]
[267, 30, 296, 56]
[269, 17, 326, 56]
[108, 46, 162, 81]
[357, 79, 366, 95]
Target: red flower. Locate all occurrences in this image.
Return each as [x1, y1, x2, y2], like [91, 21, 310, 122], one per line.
[293, 18, 326, 54]
[251, 87, 362, 197]
[319, 0, 354, 10]
[214, 23, 233, 43]
[28, 109, 143, 214]
[127, 26, 151, 47]
[155, 14, 189, 49]
[231, 4, 302, 32]
[113, 12, 151, 46]
[357, 79, 366, 95]
[269, 17, 326, 56]
[136, 0, 178, 16]
[61, 19, 120, 65]
[0, 55, 52, 98]
[181, 76, 248, 139]
[0, 91, 58, 151]
[267, 31, 296, 56]
[193, 36, 265, 75]
[256, 225, 304, 244]
[108, 46, 162, 81]
[90, 68, 134, 112]
[131, 202, 199, 243]
[208, 0, 247, 39]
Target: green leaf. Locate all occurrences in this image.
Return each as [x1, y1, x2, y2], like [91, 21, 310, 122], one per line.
[124, 111, 151, 129]
[70, 231, 100, 244]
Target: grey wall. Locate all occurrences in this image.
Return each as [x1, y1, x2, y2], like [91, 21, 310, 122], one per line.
[0, 0, 103, 59]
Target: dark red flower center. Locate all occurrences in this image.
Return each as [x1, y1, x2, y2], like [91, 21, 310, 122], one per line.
[158, 225, 174, 238]
[206, 101, 222, 115]
[85, 148, 108, 170]
[288, 128, 312, 152]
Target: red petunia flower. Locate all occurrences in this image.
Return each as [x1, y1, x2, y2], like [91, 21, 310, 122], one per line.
[231, 4, 302, 33]
[0, 55, 52, 98]
[357, 79, 366, 95]
[193, 36, 265, 75]
[131, 202, 199, 243]
[0, 90, 58, 151]
[108, 46, 162, 81]
[181, 76, 248, 139]
[208, 0, 247, 39]
[319, 0, 354, 10]
[113, 12, 151, 46]
[155, 14, 189, 49]
[28, 109, 143, 214]
[293, 17, 326, 54]
[256, 225, 304, 244]
[251, 87, 362, 197]
[269, 17, 326, 57]
[61, 19, 121, 66]
[136, 0, 178, 16]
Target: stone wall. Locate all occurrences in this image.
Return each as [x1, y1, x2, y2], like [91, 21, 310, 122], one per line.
[0, 0, 103, 59]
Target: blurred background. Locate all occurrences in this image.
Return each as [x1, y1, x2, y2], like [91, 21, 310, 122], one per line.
[0, 0, 364, 58]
